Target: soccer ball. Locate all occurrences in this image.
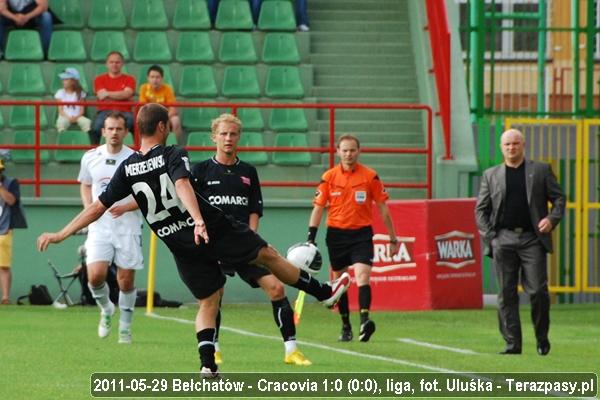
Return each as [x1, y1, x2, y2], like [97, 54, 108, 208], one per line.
[286, 242, 322, 275]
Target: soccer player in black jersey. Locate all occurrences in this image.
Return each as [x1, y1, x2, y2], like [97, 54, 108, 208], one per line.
[194, 113, 311, 366]
[37, 103, 350, 376]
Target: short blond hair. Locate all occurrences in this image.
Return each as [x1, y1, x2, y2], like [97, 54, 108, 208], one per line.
[211, 113, 242, 135]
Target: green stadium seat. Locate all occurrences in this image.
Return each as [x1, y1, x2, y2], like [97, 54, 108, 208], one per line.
[55, 130, 89, 163]
[262, 33, 300, 64]
[269, 106, 308, 132]
[175, 31, 214, 63]
[8, 64, 46, 95]
[218, 32, 257, 64]
[234, 103, 264, 131]
[238, 132, 268, 165]
[178, 66, 217, 98]
[166, 132, 178, 146]
[90, 31, 130, 62]
[215, 0, 253, 30]
[11, 131, 51, 163]
[4, 30, 43, 61]
[137, 64, 173, 90]
[88, 0, 127, 29]
[49, 0, 84, 29]
[222, 66, 260, 98]
[258, 0, 296, 31]
[186, 131, 214, 163]
[133, 31, 172, 62]
[131, 0, 168, 29]
[265, 66, 304, 98]
[48, 31, 87, 61]
[50, 64, 90, 93]
[272, 133, 311, 166]
[173, 0, 210, 30]
[182, 103, 220, 131]
[9, 103, 49, 128]
[0, 110, 3, 127]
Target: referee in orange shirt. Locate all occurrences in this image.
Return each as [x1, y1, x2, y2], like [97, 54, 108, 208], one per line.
[307, 134, 399, 342]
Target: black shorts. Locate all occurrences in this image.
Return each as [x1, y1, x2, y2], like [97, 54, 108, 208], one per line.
[174, 252, 226, 300]
[221, 263, 271, 288]
[206, 215, 269, 266]
[326, 226, 374, 271]
[172, 215, 268, 298]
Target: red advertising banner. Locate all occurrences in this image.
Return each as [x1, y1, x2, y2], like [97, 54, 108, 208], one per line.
[345, 199, 483, 311]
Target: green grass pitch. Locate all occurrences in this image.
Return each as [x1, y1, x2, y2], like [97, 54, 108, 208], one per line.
[1, 303, 599, 399]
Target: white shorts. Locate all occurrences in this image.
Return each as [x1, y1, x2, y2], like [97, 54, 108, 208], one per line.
[85, 231, 144, 270]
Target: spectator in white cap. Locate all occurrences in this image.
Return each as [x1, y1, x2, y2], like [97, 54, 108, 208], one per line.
[54, 67, 91, 134]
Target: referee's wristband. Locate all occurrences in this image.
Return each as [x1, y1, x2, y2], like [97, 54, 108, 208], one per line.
[307, 226, 318, 243]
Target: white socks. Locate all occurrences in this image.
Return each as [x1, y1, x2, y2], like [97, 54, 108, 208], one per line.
[88, 282, 113, 315]
[284, 340, 298, 355]
[118, 288, 137, 330]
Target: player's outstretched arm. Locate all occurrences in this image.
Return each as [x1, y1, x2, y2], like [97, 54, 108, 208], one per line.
[108, 200, 139, 218]
[174, 177, 208, 245]
[37, 200, 107, 251]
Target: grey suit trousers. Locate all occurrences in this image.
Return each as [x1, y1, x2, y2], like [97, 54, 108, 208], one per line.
[492, 229, 550, 349]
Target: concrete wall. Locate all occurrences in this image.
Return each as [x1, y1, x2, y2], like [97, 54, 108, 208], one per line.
[12, 200, 324, 304]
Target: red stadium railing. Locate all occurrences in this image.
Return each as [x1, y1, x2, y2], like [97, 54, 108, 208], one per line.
[0, 100, 433, 198]
[425, 0, 452, 160]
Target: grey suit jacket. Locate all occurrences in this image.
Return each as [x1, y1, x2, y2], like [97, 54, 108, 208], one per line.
[475, 159, 566, 258]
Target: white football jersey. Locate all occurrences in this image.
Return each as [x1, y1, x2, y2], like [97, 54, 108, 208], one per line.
[78, 144, 143, 234]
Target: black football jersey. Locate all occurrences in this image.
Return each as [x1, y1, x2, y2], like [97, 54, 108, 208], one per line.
[98, 145, 225, 256]
[192, 157, 263, 224]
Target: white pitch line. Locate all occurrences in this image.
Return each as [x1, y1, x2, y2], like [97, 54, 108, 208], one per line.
[147, 312, 458, 373]
[396, 338, 481, 355]
[146, 312, 569, 398]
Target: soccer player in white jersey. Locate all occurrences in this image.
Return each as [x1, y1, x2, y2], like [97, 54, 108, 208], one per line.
[78, 112, 143, 344]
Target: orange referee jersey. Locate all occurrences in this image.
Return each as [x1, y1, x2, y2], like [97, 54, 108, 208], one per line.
[313, 162, 389, 230]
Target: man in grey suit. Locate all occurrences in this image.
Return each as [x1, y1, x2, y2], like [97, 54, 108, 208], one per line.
[475, 129, 565, 356]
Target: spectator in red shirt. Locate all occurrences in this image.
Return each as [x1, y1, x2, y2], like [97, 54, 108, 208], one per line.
[90, 51, 135, 144]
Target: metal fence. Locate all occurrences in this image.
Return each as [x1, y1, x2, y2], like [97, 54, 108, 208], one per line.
[458, 0, 600, 117]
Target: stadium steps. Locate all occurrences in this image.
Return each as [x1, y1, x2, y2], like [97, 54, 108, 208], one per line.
[308, 0, 426, 198]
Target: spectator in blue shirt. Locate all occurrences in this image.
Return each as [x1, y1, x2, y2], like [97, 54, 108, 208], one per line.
[0, 0, 61, 58]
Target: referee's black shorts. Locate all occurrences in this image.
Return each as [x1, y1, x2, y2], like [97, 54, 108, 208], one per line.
[326, 226, 374, 271]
